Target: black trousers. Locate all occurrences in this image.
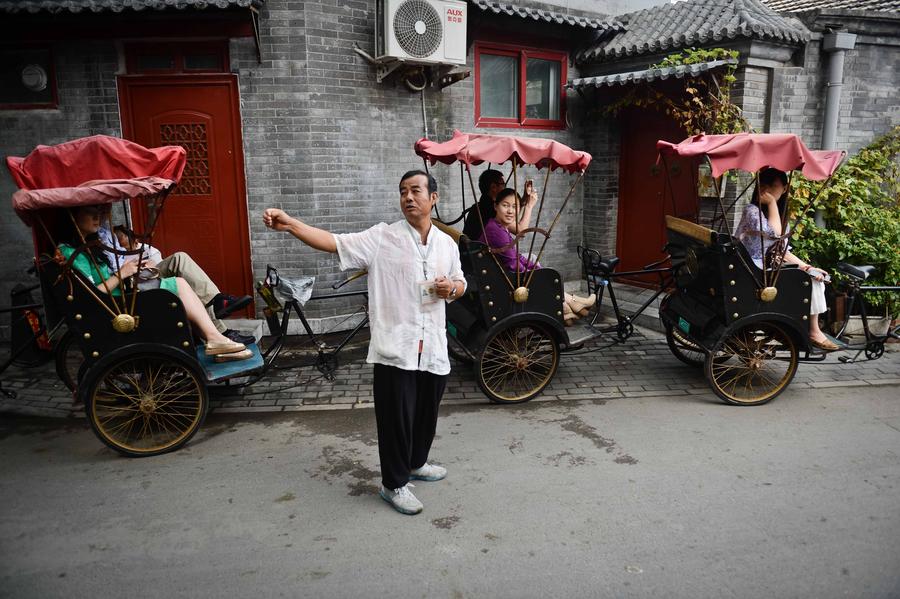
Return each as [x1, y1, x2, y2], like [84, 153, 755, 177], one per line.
[373, 363, 447, 490]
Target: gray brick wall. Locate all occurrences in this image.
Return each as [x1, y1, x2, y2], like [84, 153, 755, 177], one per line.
[0, 1, 591, 339]
[237, 0, 589, 321]
[770, 32, 900, 152]
[0, 42, 120, 341]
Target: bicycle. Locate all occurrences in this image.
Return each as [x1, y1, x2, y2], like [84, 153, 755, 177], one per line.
[0, 272, 83, 397]
[828, 262, 900, 363]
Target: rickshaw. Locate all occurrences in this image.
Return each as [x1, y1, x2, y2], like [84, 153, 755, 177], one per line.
[8, 135, 266, 456]
[653, 133, 847, 405]
[416, 131, 595, 404]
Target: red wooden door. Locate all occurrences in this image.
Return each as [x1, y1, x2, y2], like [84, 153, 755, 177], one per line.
[117, 74, 252, 311]
[616, 108, 695, 280]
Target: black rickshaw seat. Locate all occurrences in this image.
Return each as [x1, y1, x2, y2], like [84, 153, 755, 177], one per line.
[836, 262, 876, 281]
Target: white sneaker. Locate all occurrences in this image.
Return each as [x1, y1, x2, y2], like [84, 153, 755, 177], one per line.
[410, 463, 447, 482]
[379, 484, 423, 515]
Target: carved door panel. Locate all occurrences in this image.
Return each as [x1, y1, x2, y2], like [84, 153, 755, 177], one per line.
[117, 75, 252, 312]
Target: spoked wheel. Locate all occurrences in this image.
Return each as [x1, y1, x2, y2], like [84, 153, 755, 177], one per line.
[476, 321, 559, 404]
[80, 346, 208, 457]
[665, 324, 705, 367]
[705, 323, 798, 406]
[447, 333, 474, 365]
[54, 329, 84, 392]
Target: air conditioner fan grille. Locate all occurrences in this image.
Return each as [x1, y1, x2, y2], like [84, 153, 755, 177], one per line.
[393, 0, 443, 58]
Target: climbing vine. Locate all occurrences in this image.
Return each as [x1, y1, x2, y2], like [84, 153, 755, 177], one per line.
[603, 47, 750, 135]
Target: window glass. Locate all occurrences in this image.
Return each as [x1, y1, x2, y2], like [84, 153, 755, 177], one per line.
[480, 53, 517, 119]
[525, 58, 560, 120]
[184, 53, 222, 71]
[136, 53, 175, 71]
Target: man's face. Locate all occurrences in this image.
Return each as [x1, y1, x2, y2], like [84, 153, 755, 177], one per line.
[488, 178, 504, 200]
[399, 174, 436, 222]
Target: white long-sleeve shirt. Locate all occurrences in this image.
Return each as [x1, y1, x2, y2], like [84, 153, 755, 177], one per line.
[334, 220, 466, 375]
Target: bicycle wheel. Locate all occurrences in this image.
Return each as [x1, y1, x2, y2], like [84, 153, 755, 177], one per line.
[705, 322, 798, 406]
[665, 324, 705, 367]
[81, 345, 208, 457]
[476, 321, 559, 404]
[54, 329, 84, 392]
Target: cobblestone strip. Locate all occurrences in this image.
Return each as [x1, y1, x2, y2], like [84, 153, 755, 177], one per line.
[2, 328, 899, 418]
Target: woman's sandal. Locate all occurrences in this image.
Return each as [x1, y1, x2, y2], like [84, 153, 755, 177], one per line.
[809, 336, 839, 351]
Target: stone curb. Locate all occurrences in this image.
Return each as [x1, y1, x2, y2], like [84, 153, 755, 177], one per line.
[4, 376, 899, 420]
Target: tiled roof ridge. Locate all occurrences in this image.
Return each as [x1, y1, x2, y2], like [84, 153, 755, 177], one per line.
[0, 0, 261, 14]
[471, 0, 624, 31]
[578, 0, 810, 64]
[761, 0, 900, 12]
[569, 57, 737, 90]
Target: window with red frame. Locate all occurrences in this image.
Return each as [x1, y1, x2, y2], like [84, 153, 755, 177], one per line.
[475, 43, 567, 129]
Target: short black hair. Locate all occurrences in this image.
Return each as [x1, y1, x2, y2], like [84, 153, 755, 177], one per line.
[478, 169, 504, 196]
[400, 170, 437, 194]
[759, 167, 788, 188]
[494, 188, 519, 205]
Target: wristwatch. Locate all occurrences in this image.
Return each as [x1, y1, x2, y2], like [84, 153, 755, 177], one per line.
[449, 284, 458, 299]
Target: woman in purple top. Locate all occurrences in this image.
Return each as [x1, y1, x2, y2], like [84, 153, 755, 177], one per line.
[479, 187, 595, 325]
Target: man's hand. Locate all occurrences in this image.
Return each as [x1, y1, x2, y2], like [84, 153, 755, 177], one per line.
[263, 208, 296, 232]
[434, 276, 454, 299]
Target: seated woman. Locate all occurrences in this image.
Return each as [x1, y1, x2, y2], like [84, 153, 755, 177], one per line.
[735, 168, 837, 351]
[59, 205, 252, 361]
[480, 187, 595, 325]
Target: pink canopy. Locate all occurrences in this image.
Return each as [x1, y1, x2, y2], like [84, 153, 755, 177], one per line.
[656, 133, 844, 180]
[7, 135, 187, 226]
[12, 177, 177, 223]
[415, 130, 592, 173]
[6, 135, 186, 191]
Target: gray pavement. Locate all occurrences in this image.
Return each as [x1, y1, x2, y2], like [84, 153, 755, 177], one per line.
[1, 385, 899, 598]
[2, 325, 900, 418]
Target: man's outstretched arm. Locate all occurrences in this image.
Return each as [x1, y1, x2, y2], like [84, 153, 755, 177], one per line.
[263, 208, 337, 253]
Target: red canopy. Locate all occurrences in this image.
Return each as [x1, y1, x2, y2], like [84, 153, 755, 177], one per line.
[6, 135, 186, 190]
[13, 177, 177, 217]
[415, 130, 592, 173]
[656, 133, 844, 180]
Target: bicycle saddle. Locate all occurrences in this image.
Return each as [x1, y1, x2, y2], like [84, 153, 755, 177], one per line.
[600, 256, 620, 273]
[836, 262, 876, 280]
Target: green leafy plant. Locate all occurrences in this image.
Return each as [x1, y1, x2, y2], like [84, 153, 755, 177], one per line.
[603, 48, 750, 135]
[789, 126, 900, 315]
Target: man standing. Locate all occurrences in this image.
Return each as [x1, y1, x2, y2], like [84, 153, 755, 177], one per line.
[263, 170, 466, 515]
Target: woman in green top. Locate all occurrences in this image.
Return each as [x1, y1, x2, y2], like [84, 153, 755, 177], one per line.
[60, 205, 251, 359]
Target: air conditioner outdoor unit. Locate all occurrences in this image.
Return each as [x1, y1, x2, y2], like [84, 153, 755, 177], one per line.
[375, 0, 467, 66]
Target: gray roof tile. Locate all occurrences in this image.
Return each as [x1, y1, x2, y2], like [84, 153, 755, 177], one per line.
[578, 0, 810, 63]
[471, 0, 623, 32]
[0, 0, 261, 13]
[568, 58, 736, 89]
[761, 0, 900, 11]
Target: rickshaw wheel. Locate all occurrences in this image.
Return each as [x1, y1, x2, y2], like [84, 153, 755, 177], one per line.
[55, 329, 84, 392]
[705, 322, 798, 406]
[476, 321, 559, 404]
[665, 324, 705, 367]
[81, 346, 208, 457]
[447, 335, 474, 364]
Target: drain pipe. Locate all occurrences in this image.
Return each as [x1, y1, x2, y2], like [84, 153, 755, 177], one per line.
[816, 29, 857, 227]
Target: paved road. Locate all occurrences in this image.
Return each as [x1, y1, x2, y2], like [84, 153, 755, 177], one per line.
[1, 385, 898, 598]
